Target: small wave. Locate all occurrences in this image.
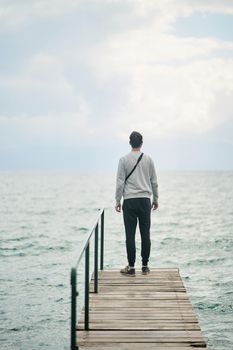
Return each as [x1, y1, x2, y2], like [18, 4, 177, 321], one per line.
[195, 302, 221, 310]
[0, 243, 34, 251]
[215, 280, 233, 288]
[214, 238, 233, 244]
[224, 291, 233, 295]
[0, 251, 26, 258]
[47, 246, 66, 251]
[36, 210, 55, 216]
[57, 319, 66, 323]
[55, 298, 64, 303]
[38, 233, 49, 238]
[78, 227, 88, 232]
[33, 244, 69, 252]
[195, 302, 233, 313]
[37, 317, 52, 323]
[1, 236, 29, 243]
[184, 276, 191, 281]
[55, 283, 65, 288]
[8, 325, 34, 332]
[185, 257, 226, 266]
[19, 224, 30, 229]
[160, 237, 183, 245]
[33, 277, 43, 281]
[0, 247, 17, 251]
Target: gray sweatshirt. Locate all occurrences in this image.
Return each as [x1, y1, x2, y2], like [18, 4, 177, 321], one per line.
[115, 151, 158, 204]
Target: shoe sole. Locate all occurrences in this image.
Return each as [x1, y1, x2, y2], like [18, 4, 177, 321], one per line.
[142, 271, 150, 275]
[120, 272, 136, 277]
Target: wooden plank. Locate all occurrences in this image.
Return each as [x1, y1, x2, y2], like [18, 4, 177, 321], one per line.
[94, 289, 186, 293]
[98, 268, 180, 272]
[89, 301, 193, 305]
[93, 278, 183, 282]
[78, 330, 203, 337]
[95, 278, 184, 280]
[77, 330, 204, 341]
[94, 277, 183, 282]
[80, 316, 198, 321]
[81, 315, 198, 321]
[92, 281, 184, 284]
[79, 314, 198, 322]
[78, 323, 200, 330]
[78, 344, 206, 349]
[77, 331, 205, 344]
[89, 292, 188, 299]
[88, 307, 195, 313]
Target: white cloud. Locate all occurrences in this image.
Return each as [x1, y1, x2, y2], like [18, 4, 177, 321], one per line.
[87, 2, 233, 140]
[0, 0, 233, 146]
[1, 0, 233, 31]
[1, 52, 91, 115]
[0, 52, 92, 145]
[0, 111, 90, 143]
[131, 0, 233, 17]
[114, 58, 233, 139]
[0, 0, 84, 29]
[93, 31, 233, 77]
[3, 54, 72, 93]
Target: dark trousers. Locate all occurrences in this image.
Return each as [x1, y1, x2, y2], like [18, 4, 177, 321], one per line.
[122, 198, 151, 267]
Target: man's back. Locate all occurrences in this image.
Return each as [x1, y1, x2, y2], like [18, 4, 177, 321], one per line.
[115, 150, 158, 204]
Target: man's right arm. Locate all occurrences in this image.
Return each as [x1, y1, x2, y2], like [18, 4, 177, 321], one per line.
[150, 158, 159, 209]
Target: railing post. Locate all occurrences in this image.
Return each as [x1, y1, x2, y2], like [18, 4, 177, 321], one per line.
[70, 208, 104, 348]
[71, 267, 77, 350]
[85, 243, 90, 330]
[100, 210, 104, 270]
[94, 224, 99, 293]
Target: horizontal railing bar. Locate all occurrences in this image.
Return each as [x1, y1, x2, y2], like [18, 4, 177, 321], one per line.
[75, 208, 104, 269]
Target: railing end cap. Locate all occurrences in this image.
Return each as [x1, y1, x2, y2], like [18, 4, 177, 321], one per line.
[70, 267, 76, 284]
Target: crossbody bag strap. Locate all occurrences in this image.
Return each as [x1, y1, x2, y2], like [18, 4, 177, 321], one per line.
[125, 153, 144, 183]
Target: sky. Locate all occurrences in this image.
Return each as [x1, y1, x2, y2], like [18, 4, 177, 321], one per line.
[0, 0, 233, 171]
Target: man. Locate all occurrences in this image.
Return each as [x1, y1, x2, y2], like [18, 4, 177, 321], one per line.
[115, 131, 158, 276]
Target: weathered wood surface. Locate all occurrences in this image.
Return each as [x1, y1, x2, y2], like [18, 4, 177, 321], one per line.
[77, 268, 207, 349]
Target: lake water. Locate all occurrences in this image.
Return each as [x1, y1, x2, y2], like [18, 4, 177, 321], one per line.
[0, 171, 233, 350]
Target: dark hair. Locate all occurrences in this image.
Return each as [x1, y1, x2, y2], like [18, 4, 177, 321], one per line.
[129, 131, 143, 148]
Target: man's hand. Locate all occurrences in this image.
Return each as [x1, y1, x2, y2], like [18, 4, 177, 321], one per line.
[115, 203, 121, 212]
[152, 202, 158, 210]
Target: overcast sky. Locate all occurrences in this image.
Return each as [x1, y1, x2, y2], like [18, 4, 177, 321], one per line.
[0, 0, 233, 171]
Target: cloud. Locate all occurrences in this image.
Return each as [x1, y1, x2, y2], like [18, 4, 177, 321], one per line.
[1, 0, 233, 31]
[130, 0, 233, 17]
[116, 59, 233, 138]
[0, 111, 90, 145]
[92, 30, 233, 75]
[0, 52, 91, 115]
[88, 4, 233, 140]
[0, 0, 233, 150]
[0, 52, 92, 146]
[0, 0, 85, 29]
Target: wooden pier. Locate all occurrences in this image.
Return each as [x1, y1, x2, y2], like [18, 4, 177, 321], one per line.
[77, 268, 207, 349]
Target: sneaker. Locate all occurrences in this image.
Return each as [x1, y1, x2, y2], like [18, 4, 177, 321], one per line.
[142, 266, 150, 275]
[120, 266, 136, 277]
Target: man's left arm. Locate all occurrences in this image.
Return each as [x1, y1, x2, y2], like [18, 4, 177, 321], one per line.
[115, 158, 125, 212]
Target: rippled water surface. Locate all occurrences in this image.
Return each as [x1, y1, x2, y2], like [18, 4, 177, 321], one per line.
[0, 171, 233, 350]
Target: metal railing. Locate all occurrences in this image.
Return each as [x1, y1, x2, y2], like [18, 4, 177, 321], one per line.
[70, 208, 105, 350]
